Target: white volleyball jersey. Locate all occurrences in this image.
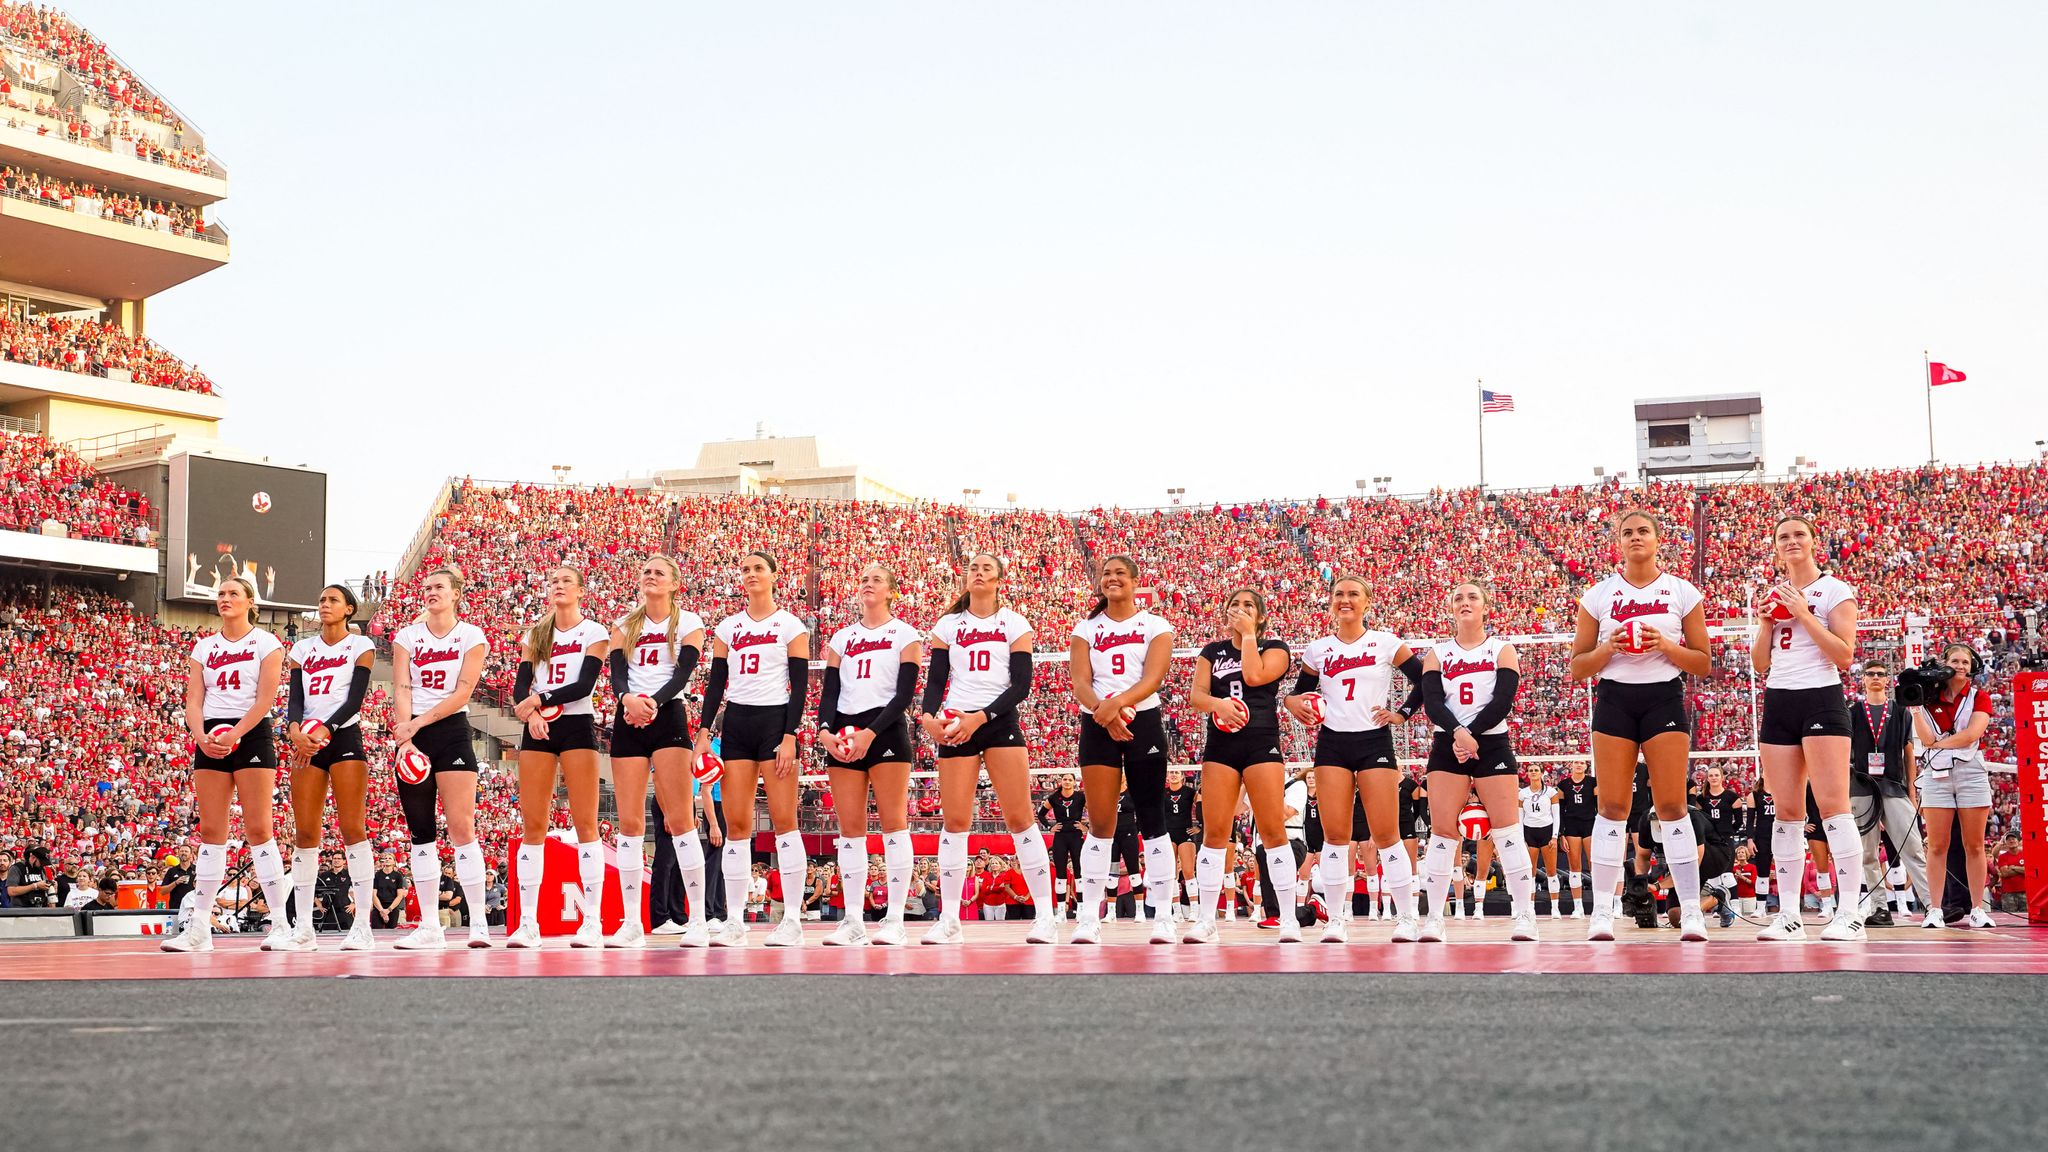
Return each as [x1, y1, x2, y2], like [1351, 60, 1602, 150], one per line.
[1580, 571, 1704, 684]
[930, 607, 1034, 712]
[1519, 784, 1557, 829]
[617, 610, 706, 697]
[828, 617, 922, 714]
[1071, 611, 1174, 712]
[394, 620, 487, 717]
[531, 617, 610, 717]
[1432, 636, 1510, 734]
[716, 608, 810, 706]
[190, 628, 283, 718]
[1300, 630, 1406, 732]
[288, 632, 376, 726]
[1765, 574, 1857, 690]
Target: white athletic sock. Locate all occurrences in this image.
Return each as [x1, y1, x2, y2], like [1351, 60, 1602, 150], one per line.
[1378, 844, 1415, 917]
[1142, 835, 1174, 919]
[938, 830, 968, 921]
[1568, 870, 1584, 911]
[1319, 844, 1349, 917]
[248, 840, 289, 929]
[1264, 844, 1298, 926]
[1195, 845, 1226, 924]
[883, 830, 913, 921]
[1421, 834, 1458, 917]
[836, 836, 868, 919]
[672, 829, 706, 926]
[1590, 816, 1627, 916]
[410, 842, 441, 929]
[191, 842, 226, 929]
[1490, 826, 1535, 917]
[613, 833, 644, 924]
[515, 842, 544, 929]
[1012, 828, 1052, 916]
[1822, 814, 1862, 921]
[1772, 819, 1807, 922]
[1659, 818, 1702, 914]
[451, 840, 486, 929]
[722, 840, 749, 923]
[344, 840, 373, 930]
[292, 846, 320, 930]
[1079, 835, 1113, 918]
[774, 832, 805, 924]
[577, 840, 605, 927]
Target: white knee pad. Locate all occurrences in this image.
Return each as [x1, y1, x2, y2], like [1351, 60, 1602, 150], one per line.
[1423, 834, 1458, 880]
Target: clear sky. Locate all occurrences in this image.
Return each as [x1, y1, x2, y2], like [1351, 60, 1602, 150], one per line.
[60, 1, 2048, 581]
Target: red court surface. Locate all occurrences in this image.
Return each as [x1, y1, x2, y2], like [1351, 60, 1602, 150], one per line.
[6, 919, 2045, 980]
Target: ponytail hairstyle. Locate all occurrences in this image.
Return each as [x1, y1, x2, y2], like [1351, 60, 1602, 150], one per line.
[1221, 586, 1269, 635]
[222, 574, 260, 626]
[323, 583, 360, 628]
[414, 564, 466, 625]
[1329, 573, 1371, 605]
[1771, 514, 1822, 572]
[621, 554, 684, 663]
[524, 566, 586, 664]
[1446, 577, 1494, 607]
[1085, 554, 1139, 620]
[1612, 508, 1659, 535]
[745, 550, 780, 575]
[946, 552, 1006, 617]
[858, 562, 901, 606]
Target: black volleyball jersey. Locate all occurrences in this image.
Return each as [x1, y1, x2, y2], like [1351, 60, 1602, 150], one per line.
[1199, 637, 1291, 734]
[1557, 774, 1597, 823]
[1755, 788, 1776, 826]
[1043, 789, 1086, 834]
[1163, 784, 1198, 832]
[1398, 776, 1423, 831]
[1303, 791, 1324, 846]
[1699, 788, 1742, 845]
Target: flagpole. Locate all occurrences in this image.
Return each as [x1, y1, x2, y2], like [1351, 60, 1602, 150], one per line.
[1924, 349, 1935, 463]
[1476, 379, 1486, 491]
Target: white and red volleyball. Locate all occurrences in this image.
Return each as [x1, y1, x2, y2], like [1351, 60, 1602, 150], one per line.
[395, 744, 432, 785]
[837, 725, 861, 749]
[1459, 803, 1491, 841]
[1297, 692, 1325, 725]
[692, 751, 724, 785]
[1764, 589, 1794, 621]
[1117, 704, 1137, 725]
[536, 703, 563, 721]
[1216, 698, 1250, 733]
[1617, 621, 1652, 654]
[300, 718, 329, 746]
[937, 707, 962, 733]
[250, 490, 271, 514]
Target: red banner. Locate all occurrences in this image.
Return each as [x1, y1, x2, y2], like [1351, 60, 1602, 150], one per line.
[1929, 361, 1967, 386]
[2015, 671, 2048, 923]
[505, 835, 648, 935]
[752, 832, 1048, 857]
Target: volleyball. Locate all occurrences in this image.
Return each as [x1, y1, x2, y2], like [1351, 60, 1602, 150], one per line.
[250, 490, 271, 513]
[1297, 692, 1325, 725]
[299, 718, 329, 746]
[1216, 698, 1250, 733]
[536, 704, 562, 721]
[692, 752, 724, 785]
[394, 745, 432, 785]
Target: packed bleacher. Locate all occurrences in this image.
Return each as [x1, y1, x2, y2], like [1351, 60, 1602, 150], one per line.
[0, 430, 154, 543]
[0, 165, 216, 241]
[2, 312, 219, 396]
[1, 2, 191, 130]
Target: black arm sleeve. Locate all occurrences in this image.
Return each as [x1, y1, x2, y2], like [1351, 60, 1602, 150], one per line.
[920, 648, 951, 715]
[287, 669, 306, 726]
[698, 656, 728, 728]
[983, 651, 1034, 717]
[537, 655, 602, 707]
[1291, 668, 1321, 696]
[1421, 671, 1462, 731]
[513, 661, 535, 703]
[650, 645, 699, 707]
[1395, 653, 1426, 718]
[325, 666, 372, 730]
[783, 660, 810, 736]
[870, 662, 920, 732]
[1466, 669, 1521, 733]
[608, 650, 631, 698]
[818, 665, 843, 732]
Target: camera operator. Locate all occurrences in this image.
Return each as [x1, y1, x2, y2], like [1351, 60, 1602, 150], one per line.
[1848, 661, 1927, 926]
[1907, 644, 1996, 928]
[4, 844, 54, 908]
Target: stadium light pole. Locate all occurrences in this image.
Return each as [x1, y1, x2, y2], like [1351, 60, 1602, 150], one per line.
[962, 487, 980, 507]
[551, 464, 571, 485]
[1375, 475, 1392, 497]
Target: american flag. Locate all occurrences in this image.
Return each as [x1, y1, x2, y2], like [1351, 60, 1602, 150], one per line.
[1480, 389, 1515, 413]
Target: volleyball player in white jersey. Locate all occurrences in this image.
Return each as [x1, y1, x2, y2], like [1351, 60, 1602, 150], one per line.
[1517, 771, 1561, 920]
[921, 553, 1055, 944]
[695, 551, 812, 947]
[1067, 555, 1176, 944]
[505, 567, 613, 949]
[1567, 510, 1714, 941]
[816, 563, 921, 947]
[163, 576, 289, 953]
[388, 565, 492, 950]
[1284, 576, 1426, 943]
[1750, 515, 1863, 942]
[1417, 581, 1538, 942]
[283, 584, 377, 950]
[1185, 588, 1295, 943]
[605, 555, 704, 948]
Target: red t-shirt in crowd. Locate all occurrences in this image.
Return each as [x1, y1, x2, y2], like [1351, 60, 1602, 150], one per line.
[1996, 849, 2026, 895]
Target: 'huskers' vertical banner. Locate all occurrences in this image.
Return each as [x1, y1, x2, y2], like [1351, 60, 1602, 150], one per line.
[2016, 671, 2048, 924]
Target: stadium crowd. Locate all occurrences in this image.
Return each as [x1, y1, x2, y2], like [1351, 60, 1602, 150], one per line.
[0, 165, 216, 241]
[1, 2, 191, 129]
[2, 312, 219, 395]
[0, 430, 154, 543]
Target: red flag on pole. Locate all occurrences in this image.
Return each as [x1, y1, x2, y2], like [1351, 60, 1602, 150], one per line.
[1929, 362, 1966, 386]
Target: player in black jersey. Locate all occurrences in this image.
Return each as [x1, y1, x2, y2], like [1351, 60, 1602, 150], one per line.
[1039, 774, 1088, 919]
[1748, 783, 1778, 912]
[1185, 588, 1295, 943]
[1555, 763, 1597, 917]
[1162, 769, 1200, 919]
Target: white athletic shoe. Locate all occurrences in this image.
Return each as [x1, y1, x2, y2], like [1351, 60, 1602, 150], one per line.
[1068, 914, 1102, 945]
[1569, 906, 1584, 920]
[466, 923, 493, 949]
[290, 919, 318, 951]
[1821, 913, 1866, 942]
[261, 922, 300, 953]
[1320, 917, 1348, 944]
[1921, 908, 1946, 929]
[1149, 915, 1177, 945]
[764, 918, 805, 947]
[870, 918, 907, 946]
[605, 920, 647, 949]
[1586, 910, 1616, 942]
[393, 924, 446, 951]
[1276, 919, 1302, 944]
[1966, 907, 1996, 930]
[504, 922, 542, 949]
[1418, 914, 1446, 943]
[1511, 912, 1538, 942]
[1181, 919, 1217, 944]
[920, 915, 964, 945]
[1756, 914, 1807, 942]
[1026, 916, 1059, 945]
[1679, 909, 1709, 942]
[649, 919, 685, 936]
[709, 921, 749, 948]
[677, 921, 711, 948]
[160, 917, 211, 953]
[1550, 901, 1563, 920]
[570, 919, 605, 949]
[340, 918, 375, 952]
[1389, 914, 1420, 943]
[823, 920, 870, 947]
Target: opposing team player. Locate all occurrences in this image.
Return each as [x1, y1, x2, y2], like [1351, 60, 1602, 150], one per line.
[1185, 588, 1295, 943]
[163, 576, 290, 953]
[1567, 510, 1714, 941]
[605, 556, 704, 947]
[283, 584, 377, 950]
[1284, 576, 1426, 943]
[921, 553, 1055, 943]
[817, 563, 922, 946]
[1067, 555, 1176, 944]
[1555, 763, 1596, 917]
[388, 565, 492, 950]
[1750, 515, 1863, 942]
[696, 552, 812, 947]
[1417, 581, 1538, 942]
[1040, 774, 1087, 919]
[1517, 770, 1561, 920]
